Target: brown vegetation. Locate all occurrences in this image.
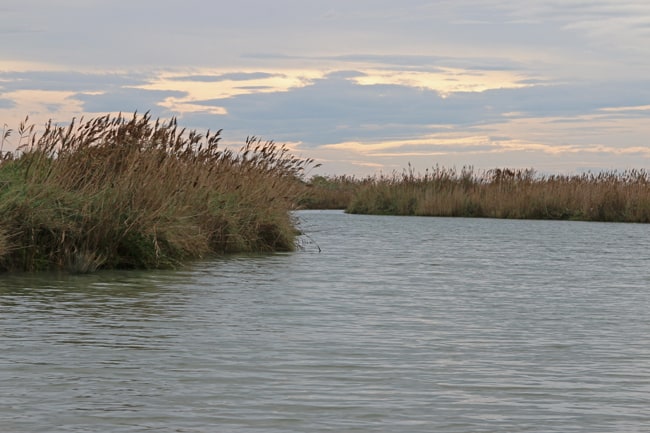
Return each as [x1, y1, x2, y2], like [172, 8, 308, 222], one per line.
[298, 175, 371, 209]
[344, 165, 650, 222]
[0, 113, 313, 272]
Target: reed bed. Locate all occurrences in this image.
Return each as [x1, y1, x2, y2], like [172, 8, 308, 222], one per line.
[0, 113, 313, 272]
[345, 165, 650, 222]
[298, 175, 372, 209]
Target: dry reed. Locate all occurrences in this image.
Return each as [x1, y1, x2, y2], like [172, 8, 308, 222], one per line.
[345, 165, 650, 222]
[0, 113, 314, 272]
[298, 175, 372, 209]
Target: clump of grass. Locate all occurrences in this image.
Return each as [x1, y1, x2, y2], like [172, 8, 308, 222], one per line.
[0, 113, 314, 272]
[346, 165, 650, 222]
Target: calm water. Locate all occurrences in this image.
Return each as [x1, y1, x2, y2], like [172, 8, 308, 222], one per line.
[1, 210, 650, 432]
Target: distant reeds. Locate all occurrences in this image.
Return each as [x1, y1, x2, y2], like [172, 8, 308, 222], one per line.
[298, 175, 371, 209]
[344, 165, 650, 222]
[0, 113, 313, 272]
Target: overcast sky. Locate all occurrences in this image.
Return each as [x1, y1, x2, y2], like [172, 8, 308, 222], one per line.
[2, 0, 650, 175]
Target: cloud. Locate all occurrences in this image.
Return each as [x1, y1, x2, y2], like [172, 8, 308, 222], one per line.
[0, 71, 148, 92]
[134, 69, 322, 101]
[166, 72, 278, 82]
[307, 111, 650, 175]
[188, 74, 451, 143]
[0, 69, 186, 134]
[0, 98, 14, 109]
[599, 104, 650, 114]
[181, 71, 650, 146]
[74, 88, 187, 114]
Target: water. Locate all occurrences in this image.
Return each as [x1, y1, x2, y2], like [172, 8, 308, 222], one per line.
[2, 210, 650, 432]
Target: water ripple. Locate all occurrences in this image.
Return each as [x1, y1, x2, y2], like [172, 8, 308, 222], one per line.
[1, 210, 649, 432]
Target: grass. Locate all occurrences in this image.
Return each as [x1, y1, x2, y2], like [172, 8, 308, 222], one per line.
[297, 175, 371, 209]
[343, 165, 650, 222]
[0, 113, 314, 272]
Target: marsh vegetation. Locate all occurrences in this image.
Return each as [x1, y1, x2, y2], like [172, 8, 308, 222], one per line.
[298, 175, 369, 210]
[304, 166, 650, 222]
[0, 113, 313, 272]
[3, 112, 650, 273]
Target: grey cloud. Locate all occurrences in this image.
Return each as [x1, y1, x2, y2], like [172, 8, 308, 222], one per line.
[326, 70, 367, 79]
[187, 74, 492, 145]
[0, 98, 15, 109]
[182, 73, 650, 147]
[74, 88, 187, 115]
[368, 143, 498, 155]
[217, 72, 278, 81]
[329, 54, 449, 68]
[2, 67, 635, 152]
[515, 78, 552, 85]
[241, 53, 297, 60]
[600, 110, 650, 119]
[489, 136, 513, 142]
[237, 86, 275, 91]
[473, 82, 650, 118]
[332, 54, 524, 72]
[0, 71, 149, 92]
[244, 52, 522, 73]
[167, 72, 277, 82]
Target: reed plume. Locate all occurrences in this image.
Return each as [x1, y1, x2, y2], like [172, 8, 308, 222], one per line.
[0, 112, 313, 272]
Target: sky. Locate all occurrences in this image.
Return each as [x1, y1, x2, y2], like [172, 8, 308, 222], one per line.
[1, 0, 650, 176]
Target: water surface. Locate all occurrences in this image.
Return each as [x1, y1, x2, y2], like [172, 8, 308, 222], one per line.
[2, 210, 649, 432]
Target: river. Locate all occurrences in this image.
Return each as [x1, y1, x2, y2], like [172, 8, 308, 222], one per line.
[1, 210, 649, 432]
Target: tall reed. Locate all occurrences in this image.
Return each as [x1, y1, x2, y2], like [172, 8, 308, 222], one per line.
[0, 113, 314, 272]
[346, 165, 650, 222]
[298, 175, 372, 209]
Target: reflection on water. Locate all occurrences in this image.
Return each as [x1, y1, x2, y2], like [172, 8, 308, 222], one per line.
[1, 210, 650, 432]
[0, 270, 184, 321]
